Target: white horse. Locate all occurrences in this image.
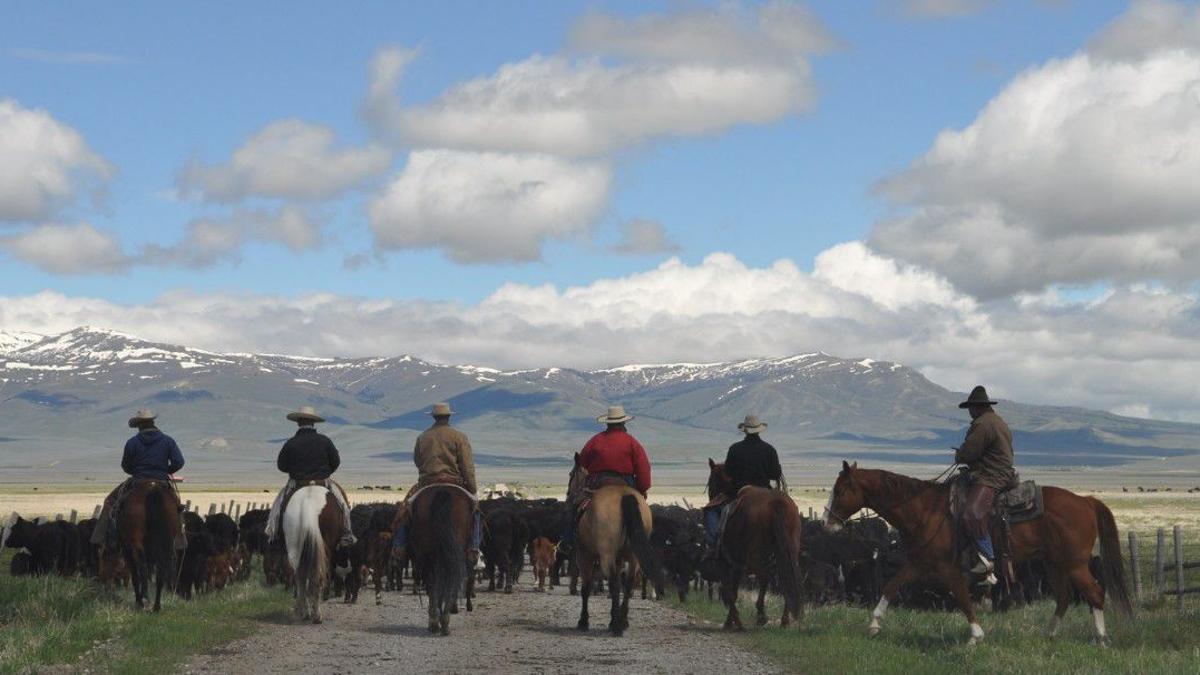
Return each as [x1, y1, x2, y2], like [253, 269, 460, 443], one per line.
[283, 486, 335, 624]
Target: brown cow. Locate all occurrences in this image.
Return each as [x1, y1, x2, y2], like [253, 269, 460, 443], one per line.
[531, 536, 556, 592]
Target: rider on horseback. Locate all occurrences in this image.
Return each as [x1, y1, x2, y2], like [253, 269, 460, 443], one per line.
[702, 414, 782, 561]
[265, 406, 356, 548]
[392, 402, 482, 558]
[560, 405, 652, 555]
[91, 409, 186, 550]
[955, 386, 1017, 577]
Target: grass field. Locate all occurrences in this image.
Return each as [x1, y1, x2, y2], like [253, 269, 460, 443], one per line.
[0, 549, 291, 675]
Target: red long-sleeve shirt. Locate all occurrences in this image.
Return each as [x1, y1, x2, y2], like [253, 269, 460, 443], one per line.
[579, 428, 652, 493]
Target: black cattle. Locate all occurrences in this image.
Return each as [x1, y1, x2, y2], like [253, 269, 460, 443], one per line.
[204, 513, 239, 553]
[4, 516, 81, 576]
[177, 528, 217, 599]
[482, 508, 529, 593]
[649, 504, 705, 601]
[10, 550, 34, 576]
[76, 518, 100, 578]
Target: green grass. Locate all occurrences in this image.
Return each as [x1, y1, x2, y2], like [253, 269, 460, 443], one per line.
[0, 551, 291, 675]
[674, 592, 1200, 674]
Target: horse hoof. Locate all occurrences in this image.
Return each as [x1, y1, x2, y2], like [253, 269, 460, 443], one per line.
[577, 621, 589, 632]
[428, 622, 440, 633]
[1094, 636, 1111, 649]
[967, 636, 982, 647]
[756, 616, 768, 627]
[312, 617, 322, 625]
[868, 627, 881, 637]
[504, 587, 513, 595]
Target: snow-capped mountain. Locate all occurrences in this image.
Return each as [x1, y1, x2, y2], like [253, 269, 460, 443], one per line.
[1, 326, 1198, 483]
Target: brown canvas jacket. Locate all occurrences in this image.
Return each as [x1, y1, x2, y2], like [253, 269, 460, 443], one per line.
[413, 423, 477, 494]
[954, 409, 1017, 490]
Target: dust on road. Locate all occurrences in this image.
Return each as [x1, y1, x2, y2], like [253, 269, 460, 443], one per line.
[182, 583, 778, 674]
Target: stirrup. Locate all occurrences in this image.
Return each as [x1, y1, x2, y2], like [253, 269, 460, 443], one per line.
[970, 553, 994, 575]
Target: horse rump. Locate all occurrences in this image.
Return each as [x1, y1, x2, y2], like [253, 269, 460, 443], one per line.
[619, 494, 664, 590]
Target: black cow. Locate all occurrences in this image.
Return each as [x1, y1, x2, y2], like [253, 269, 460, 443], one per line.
[482, 508, 528, 593]
[76, 518, 100, 578]
[4, 516, 81, 576]
[204, 513, 239, 553]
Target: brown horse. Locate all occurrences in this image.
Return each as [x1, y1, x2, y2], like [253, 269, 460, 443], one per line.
[706, 460, 804, 630]
[409, 485, 475, 635]
[567, 457, 663, 636]
[282, 484, 345, 624]
[117, 479, 182, 611]
[824, 462, 1133, 645]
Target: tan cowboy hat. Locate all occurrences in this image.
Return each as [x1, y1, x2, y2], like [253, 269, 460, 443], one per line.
[286, 405, 325, 423]
[430, 402, 454, 417]
[738, 414, 767, 434]
[958, 385, 998, 409]
[597, 405, 633, 425]
[127, 409, 157, 428]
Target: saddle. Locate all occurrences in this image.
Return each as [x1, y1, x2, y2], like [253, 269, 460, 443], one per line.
[949, 473, 1043, 525]
[574, 472, 635, 516]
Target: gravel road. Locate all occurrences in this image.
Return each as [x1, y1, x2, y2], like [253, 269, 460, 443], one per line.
[182, 582, 779, 674]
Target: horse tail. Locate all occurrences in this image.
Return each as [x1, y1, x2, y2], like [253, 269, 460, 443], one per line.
[1092, 497, 1134, 617]
[620, 494, 664, 589]
[292, 489, 329, 596]
[770, 498, 803, 618]
[144, 485, 175, 583]
[430, 489, 466, 610]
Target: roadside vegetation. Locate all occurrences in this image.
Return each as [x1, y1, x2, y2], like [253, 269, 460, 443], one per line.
[0, 550, 291, 675]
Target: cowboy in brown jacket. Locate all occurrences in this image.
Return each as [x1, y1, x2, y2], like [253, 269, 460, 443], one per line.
[393, 402, 481, 555]
[954, 386, 1017, 576]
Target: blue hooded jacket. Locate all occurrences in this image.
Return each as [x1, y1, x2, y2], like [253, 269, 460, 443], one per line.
[122, 428, 185, 480]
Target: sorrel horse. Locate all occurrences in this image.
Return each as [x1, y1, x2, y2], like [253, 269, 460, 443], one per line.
[118, 479, 182, 611]
[567, 457, 663, 636]
[706, 460, 804, 630]
[283, 484, 345, 624]
[824, 462, 1133, 645]
[409, 485, 475, 635]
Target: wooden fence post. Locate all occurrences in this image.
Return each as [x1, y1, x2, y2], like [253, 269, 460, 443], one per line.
[1174, 525, 1185, 612]
[227, 500, 235, 515]
[1155, 528, 1166, 595]
[208, 503, 216, 515]
[55, 513, 63, 521]
[233, 504, 241, 519]
[92, 504, 102, 519]
[69, 510, 78, 524]
[185, 499, 192, 511]
[1128, 532, 1142, 603]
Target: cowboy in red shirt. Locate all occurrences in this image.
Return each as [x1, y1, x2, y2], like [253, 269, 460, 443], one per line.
[561, 405, 651, 553]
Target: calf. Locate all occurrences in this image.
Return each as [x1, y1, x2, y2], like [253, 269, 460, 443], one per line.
[205, 551, 236, 591]
[10, 550, 33, 576]
[531, 536, 555, 591]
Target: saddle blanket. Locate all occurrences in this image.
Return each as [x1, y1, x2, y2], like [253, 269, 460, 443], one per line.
[406, 482, 478, 507]
[951, 477, 1043, 525]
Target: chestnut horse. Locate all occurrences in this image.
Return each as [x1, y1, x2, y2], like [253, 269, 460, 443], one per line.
[118, 479, 181, 611]
[824, 462, 1133, 645]
[567, 458, 663, 636]
[283, 485, 345, 624]
[409, 485, 475, 635]
[706, 460, 804, 630]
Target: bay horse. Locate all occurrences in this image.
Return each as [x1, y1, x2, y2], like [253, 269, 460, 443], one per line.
[706, 460, 804, 630]
[282, 484, 345, 624]
[118, 479, 182, 611]
[824, 462, 1133, 645]
[567, 456, 664, 636]
[409, 485, 475, 635]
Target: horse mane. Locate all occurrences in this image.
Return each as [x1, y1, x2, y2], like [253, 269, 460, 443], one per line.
[862, 468, 945, 503]
[705, 463, 730, 499]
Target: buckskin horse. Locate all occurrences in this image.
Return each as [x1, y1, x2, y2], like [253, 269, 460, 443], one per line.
[408, 484, 475, 635]
[706, 460, 804, 630]
[567, 456, 664, 636]
[118, 479, 182, 611]
[283, 483, 346, 624]
[824, 462, 1133, 645]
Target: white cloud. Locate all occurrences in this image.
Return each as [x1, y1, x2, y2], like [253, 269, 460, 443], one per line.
[0, 99, 113, 222]
[2, 247, 1197, 421]
[1, 222, 130, 274]
[178, 119, 391, 202]
[1088, 0, 1200, 61]
[369, 150, 611, 263]
[144, 207, 322, 268]
[870, 22, 1200, 297]
[611, 219, 680, 255]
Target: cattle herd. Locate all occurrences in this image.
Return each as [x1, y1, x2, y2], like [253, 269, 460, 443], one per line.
[3, 495, 1090, 614]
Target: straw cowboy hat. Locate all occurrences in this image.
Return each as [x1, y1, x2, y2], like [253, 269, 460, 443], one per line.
[286, 405, 325, 423]
[738, 414, 767, 434]
[430, 402, 454, 417]
[958, 386, 998, 409]
[597, 405, 634, 425]
[127, 409, 157, 428]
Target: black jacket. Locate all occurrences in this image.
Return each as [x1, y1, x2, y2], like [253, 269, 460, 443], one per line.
[277, 427, 340, 481]
[724, 434, 782, 492]
[122, 428, 185, 480]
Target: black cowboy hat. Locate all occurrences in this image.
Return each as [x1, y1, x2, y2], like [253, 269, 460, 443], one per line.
[958, 385, 998, 409]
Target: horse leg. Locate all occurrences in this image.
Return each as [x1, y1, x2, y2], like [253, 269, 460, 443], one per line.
[577, 556, 593, 631]
[939, 562, 983, 645]
[619, 566, 634, 634]
[721, 565, 744, 631]
[127, 548, 145, 610]
[608, 569, 623, 636]
[427, 571, 441, 633]
[756, 577, 769, 627]
[869, 560, 919, 636]
[1067, 563, 1109, 645]
[1044, 565, 1072, 638]
[466, 558, 476, 612]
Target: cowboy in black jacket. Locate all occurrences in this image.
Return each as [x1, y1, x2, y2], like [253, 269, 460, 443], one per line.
[264, 406, 355, 548]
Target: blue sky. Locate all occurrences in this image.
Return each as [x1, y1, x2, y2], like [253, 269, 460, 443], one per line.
[2, 0, 1199, 422]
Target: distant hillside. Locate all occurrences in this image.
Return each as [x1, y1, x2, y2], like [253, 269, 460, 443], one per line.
[1, 327, 1198, 484]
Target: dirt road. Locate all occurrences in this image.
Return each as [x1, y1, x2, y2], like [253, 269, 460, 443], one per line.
[182, 583, 778, 674]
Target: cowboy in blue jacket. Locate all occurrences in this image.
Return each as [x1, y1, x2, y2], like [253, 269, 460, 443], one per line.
[91, 409, 186, 547]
